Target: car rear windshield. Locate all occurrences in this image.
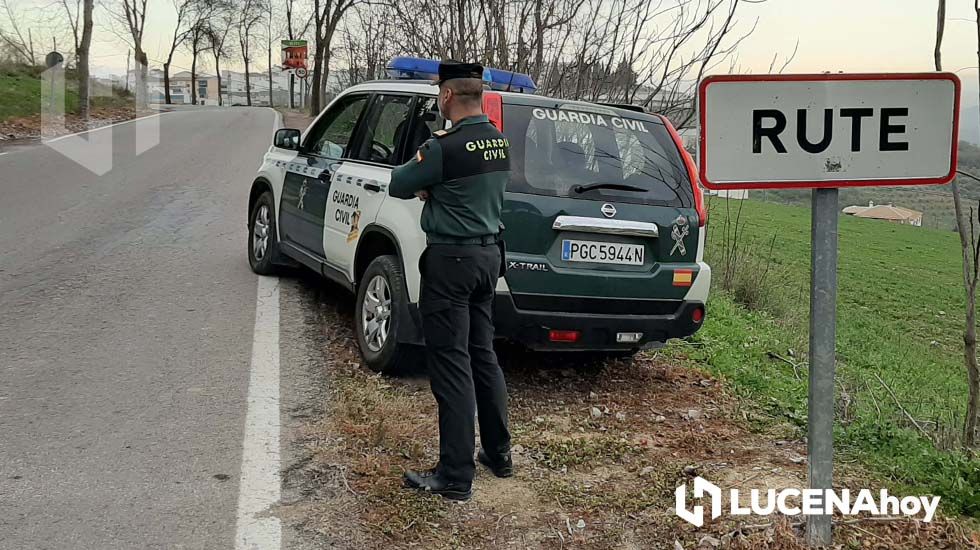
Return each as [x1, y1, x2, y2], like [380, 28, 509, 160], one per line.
[502, 104, 693, 207]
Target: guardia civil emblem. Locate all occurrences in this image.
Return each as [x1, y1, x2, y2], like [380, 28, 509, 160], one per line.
[670, 215, 689, 256]
[297, 179, 309, 210]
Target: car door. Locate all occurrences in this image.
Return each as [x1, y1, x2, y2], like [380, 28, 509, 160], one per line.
[322, 93, 419, 275]
[278, 93, 369, 258]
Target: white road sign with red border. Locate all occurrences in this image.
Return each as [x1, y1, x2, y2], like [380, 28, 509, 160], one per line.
[697, 73, 961, 190]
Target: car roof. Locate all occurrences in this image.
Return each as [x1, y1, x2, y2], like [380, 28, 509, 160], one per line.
[341, 80, 661, 121]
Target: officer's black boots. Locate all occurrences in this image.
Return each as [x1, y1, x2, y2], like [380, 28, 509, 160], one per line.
[403, 469, 473, 501]
[477, 448, 513, 478]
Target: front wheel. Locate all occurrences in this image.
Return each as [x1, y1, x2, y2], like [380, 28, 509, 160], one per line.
[248, 191, 280, 275]
[355, 255, 420, 374]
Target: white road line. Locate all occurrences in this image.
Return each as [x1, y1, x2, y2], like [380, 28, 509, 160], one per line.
[44, 112, 166, 144]
[235, 275, 282, 550]
[0, 152, 9, 157]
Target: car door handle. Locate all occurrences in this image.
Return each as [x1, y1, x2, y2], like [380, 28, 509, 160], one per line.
[364, 182, 381, 192]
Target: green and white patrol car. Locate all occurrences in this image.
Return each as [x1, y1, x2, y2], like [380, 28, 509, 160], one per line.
[247, 60, 710, 373]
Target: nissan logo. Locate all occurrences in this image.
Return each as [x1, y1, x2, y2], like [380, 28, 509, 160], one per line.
[600, 203, 617, 218]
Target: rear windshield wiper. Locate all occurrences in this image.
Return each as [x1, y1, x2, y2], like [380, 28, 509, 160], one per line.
[572, 182, 648, 194]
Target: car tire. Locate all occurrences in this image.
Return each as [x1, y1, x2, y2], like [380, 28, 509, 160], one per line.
[248, 191, 281, 275]
[355, 255, 421, 374]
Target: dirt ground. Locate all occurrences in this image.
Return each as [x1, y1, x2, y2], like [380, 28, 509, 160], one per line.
[279, 281, 980, 550]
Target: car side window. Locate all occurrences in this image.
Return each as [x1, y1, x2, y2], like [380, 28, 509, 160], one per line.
[352, 94, 415, 165]
[304, 94, 369, 159]
[407, 97, 442, 152]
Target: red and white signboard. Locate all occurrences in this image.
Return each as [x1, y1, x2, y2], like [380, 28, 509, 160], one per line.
[697, 73, 961, 190]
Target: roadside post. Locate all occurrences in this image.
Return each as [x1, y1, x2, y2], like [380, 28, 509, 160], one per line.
[697, 73, 960, 546]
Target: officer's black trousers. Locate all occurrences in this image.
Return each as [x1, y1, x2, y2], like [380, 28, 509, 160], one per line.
[420, 243, 510, 483]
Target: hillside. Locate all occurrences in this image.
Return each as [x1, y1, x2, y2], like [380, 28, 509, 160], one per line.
[0, 63, 134, 140]
[672, 198, 980, 516]
[0, 64, 78, 121]
[736, 142, 980, 231]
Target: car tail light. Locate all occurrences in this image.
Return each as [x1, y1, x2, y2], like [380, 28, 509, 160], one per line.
[549, 329, 580, 343]
[692, 306, 705, 324]
[659, 115, 707, 227]
[483, 92, 503, 131]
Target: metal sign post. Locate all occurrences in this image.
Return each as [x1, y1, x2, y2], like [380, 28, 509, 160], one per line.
[697, 73, 959, 547]
[806, 187, 838, 545]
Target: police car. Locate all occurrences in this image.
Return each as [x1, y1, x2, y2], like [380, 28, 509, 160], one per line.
[247, 57, 710, 373]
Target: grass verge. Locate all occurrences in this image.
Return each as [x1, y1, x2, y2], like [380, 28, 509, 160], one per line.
[684, 197, 980, 518]
[282, 278, 978, 548]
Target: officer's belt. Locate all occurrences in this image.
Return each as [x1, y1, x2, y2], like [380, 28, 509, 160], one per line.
[426, 233, 501, 246]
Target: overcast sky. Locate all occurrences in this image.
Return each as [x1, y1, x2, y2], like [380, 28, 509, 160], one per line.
[74, 0, 980, 83]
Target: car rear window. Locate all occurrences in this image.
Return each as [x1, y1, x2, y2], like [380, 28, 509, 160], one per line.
[503, 104, 693, 207]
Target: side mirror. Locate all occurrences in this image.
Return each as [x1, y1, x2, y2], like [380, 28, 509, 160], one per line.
[273, 128, 301, 150]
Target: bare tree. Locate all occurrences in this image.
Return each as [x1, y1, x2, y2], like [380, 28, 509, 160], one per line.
[936, 0, 980, 447]
[163, 0, 194, 104]
[384, 0, 757, 128]
[335, 4, 397, 89]
[308, 0, 358, 116]
[54, 0, 93, 114]
[110, 0, 150, 108]
[56, 0, 80, 64]
[186, 22, 204, 104]
[963, 0, 980, 447]
[77, 0, 92, 117]
[206, 8, 235, 106]
[266, 0, 274, 107]
[0, 0, 38, 64]
[237, 0, 265, 106]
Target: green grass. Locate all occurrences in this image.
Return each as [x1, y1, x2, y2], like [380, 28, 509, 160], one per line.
[0, 64, 79, 121]
[668, 197, 980, 517]
[0, 63, 131, 123]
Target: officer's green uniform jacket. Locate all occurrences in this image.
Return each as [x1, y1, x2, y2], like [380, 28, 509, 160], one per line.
[389, 114, 510, 242]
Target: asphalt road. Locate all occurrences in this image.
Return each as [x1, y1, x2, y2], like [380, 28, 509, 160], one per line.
[0, 107, 305, 549]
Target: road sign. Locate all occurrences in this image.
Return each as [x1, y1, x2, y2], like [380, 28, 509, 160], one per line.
[697, 72, 960, 548]
[295, 67, 308, 79]
[281, 39, 308, 75]
[698, 73, 960, 190]
[45, 51, 63, 68]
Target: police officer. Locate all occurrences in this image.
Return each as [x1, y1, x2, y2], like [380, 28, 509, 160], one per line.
[389, 60, 512, 501]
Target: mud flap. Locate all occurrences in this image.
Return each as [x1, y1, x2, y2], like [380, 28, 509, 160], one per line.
[397, 301, 426, 345]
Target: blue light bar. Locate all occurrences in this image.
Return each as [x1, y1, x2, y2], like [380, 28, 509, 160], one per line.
[484, 67, 536, 93]
[385, 56, 537, 93]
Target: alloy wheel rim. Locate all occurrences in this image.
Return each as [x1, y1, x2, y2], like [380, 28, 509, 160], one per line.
[361, 274, 392, 352]
[253, 205, 270, 261]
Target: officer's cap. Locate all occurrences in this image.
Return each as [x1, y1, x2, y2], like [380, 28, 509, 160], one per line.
[433, 60, 485, 85]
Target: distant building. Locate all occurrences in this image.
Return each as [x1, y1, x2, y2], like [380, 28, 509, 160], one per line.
[219, 69, 292, 106]
[844, 201, 922, 226]
[704, 188, 749, 200]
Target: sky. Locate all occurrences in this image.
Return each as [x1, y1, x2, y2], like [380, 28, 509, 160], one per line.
[42, 0, 980, 90]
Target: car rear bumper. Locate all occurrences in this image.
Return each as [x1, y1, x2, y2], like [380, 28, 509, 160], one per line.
[492, 292, 705, 350]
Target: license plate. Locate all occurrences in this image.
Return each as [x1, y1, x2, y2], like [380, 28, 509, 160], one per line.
[560, 240, 645, 265]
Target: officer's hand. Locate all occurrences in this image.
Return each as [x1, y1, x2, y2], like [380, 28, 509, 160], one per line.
[415, 190, 430, 201]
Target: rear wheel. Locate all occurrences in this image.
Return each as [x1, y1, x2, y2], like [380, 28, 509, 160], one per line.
[248, 191, 280, 275]
[355, 255, 420, 374]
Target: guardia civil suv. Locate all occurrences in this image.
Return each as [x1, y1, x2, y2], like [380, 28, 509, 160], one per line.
[247, 57, 710, 373]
